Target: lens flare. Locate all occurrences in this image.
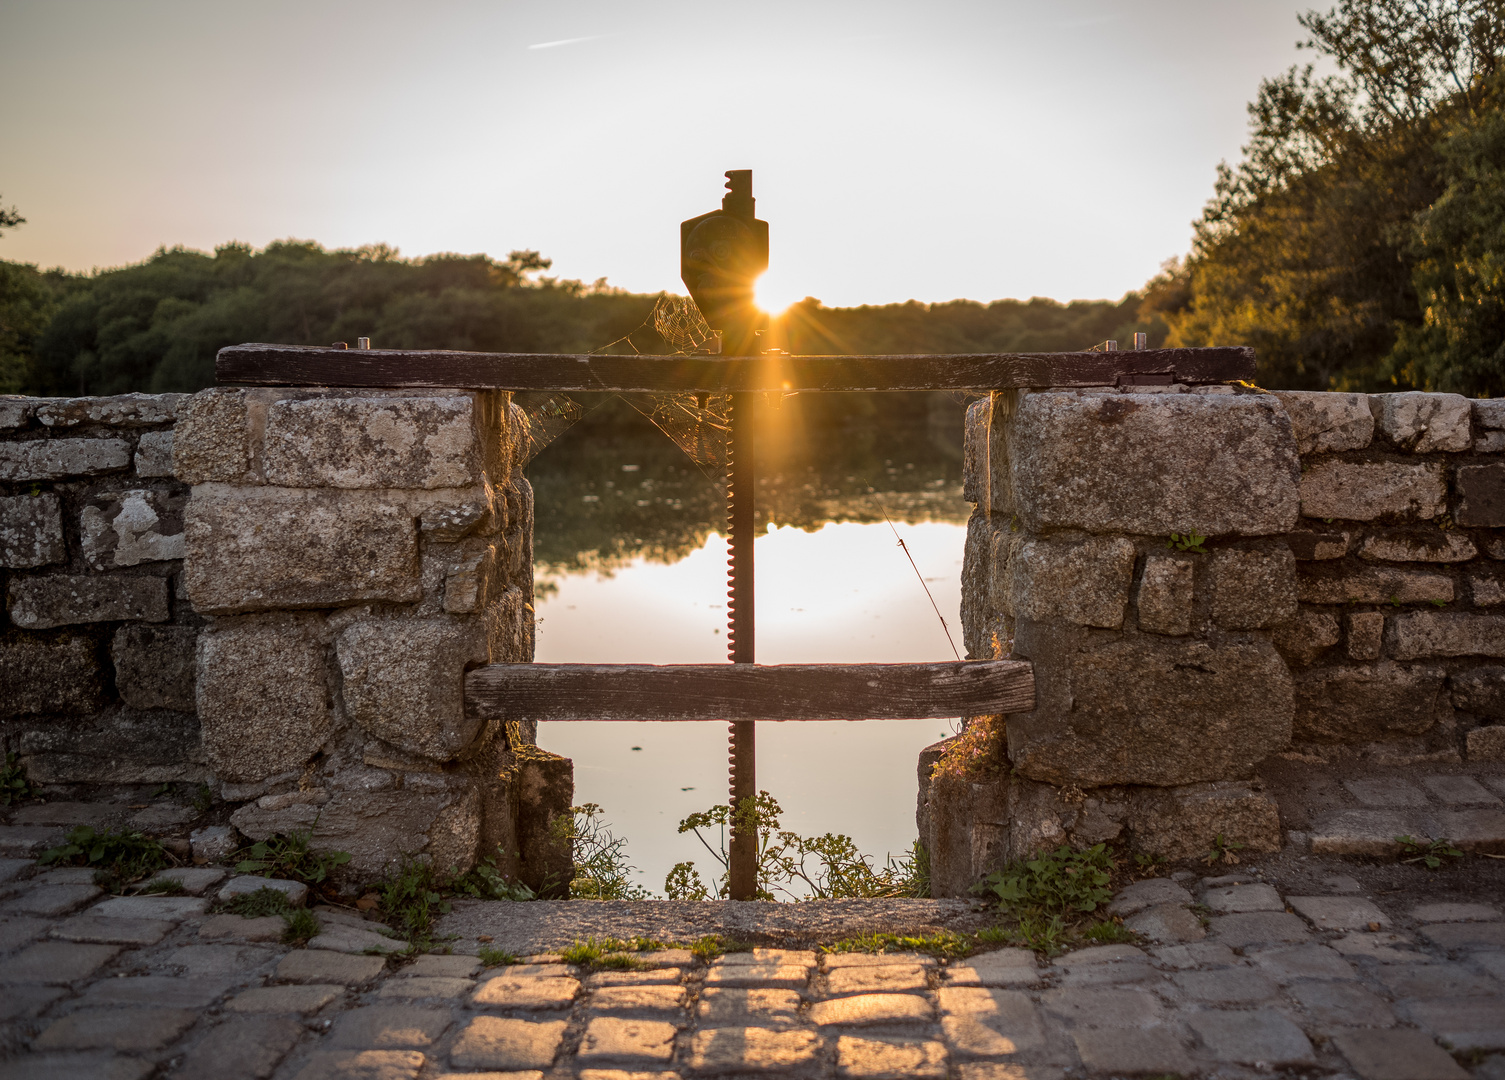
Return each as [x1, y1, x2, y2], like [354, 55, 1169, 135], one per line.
[754, 271, 797, 317]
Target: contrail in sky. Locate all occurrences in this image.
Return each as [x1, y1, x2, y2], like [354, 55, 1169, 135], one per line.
[529, 34, 610, 50]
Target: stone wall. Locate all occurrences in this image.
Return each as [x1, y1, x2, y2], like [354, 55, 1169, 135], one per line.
[2, 393, 198, 785]
[1, 388, 568, 889]
[926, 386, 1505, 895]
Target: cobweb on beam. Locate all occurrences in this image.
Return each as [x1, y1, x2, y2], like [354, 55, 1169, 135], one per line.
[618, 391, 731, 490]
[513, 392, 590, 466]
[595, 294, 735, 489]
[514, 296, 746, 487]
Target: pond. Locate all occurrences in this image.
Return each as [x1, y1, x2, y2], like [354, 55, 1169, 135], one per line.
[525, 392, 973, 897]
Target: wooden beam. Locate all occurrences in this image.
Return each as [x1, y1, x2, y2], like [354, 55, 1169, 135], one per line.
[217, 344, 1254, 393]
[463, 661, 1034, 721]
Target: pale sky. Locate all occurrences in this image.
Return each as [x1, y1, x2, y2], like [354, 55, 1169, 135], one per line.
[2, 0, 1314, 308]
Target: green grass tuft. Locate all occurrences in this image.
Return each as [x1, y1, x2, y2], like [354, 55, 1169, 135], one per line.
[281, 907, 319, 946]
[824, 930, 974, 960]
[689, 934, 741, 961]
[478, 946, 520, 968]
[140, 877, 188, 896]
[227, 887, 293, 918]
[1082, 920, 1138, 945]
[559, 936, 664, 969]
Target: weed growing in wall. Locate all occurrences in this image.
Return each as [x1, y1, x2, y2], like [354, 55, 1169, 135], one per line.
[40, 825, 168, 892]
[560, 937, 658, 970]
[1202, 834, 1245, 866]
[235, 831, 352, 885]
[452, 847, 536, 901]
[978, 843, 1115, 916]
[1, 752, 35, 805]
[930, 715, 1007, 782]
[825, 930, 974, 960]
[1167, 531, 1208, 553]
[688, 934, 752, 961]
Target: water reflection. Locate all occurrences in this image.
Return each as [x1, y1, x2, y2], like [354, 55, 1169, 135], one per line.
[526, 394, 973, 895]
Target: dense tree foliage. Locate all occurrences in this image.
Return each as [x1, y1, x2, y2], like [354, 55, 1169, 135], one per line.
[1164, 0, 1505, 393]
[1389, 71, 1505, 391]
[2, 242, 667, 396]
[773, 294, 1145, 357]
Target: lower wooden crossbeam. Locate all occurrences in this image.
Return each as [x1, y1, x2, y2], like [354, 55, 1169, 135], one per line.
[463, 660, 1034, 722]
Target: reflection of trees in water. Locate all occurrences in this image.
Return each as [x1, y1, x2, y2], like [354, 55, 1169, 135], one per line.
[527, 394, 969, 589]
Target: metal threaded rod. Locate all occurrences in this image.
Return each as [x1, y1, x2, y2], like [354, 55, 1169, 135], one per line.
[726, 390, 757, 901]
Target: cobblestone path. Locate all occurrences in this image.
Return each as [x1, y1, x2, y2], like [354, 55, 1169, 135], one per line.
[3, 852, 1505, 1079]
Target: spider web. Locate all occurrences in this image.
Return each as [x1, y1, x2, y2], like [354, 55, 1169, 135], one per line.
[513, 392, 591, 466]
[618, 391, 731, 489]
[510, 294, 735, 485]
[513, 296, 745, 488]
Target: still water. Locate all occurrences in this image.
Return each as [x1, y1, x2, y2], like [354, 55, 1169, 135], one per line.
[525, 394, 971, 896]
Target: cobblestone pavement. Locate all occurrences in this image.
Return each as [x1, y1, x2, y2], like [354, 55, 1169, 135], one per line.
[3, 843, 1505, 1080]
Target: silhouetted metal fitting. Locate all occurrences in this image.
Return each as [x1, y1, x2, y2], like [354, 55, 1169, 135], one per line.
[357, 337, 372, 349]
[1134, 333, 1148, 350]
[1105, 340, 1118, 351]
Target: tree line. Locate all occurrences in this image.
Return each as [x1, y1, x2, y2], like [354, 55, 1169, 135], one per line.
[2, 0, 1501, 398]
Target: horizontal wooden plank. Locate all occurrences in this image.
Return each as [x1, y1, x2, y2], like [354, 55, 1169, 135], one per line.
[463, 661, 1034, 721]
[217, 344, 1254, 392]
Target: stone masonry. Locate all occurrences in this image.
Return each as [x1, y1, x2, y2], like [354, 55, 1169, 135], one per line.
[9, 381, 1505, 904]
[931, 387, 1505, 895]
[2, 393, 198, 786]
[0, 389, 568, 889]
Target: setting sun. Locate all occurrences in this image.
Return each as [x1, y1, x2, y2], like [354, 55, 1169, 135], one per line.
[754, 270, 799, 317]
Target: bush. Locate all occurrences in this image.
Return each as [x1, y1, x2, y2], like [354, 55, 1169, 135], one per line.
[552, 803, 651, 900]
[667, 792, 929, 900]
